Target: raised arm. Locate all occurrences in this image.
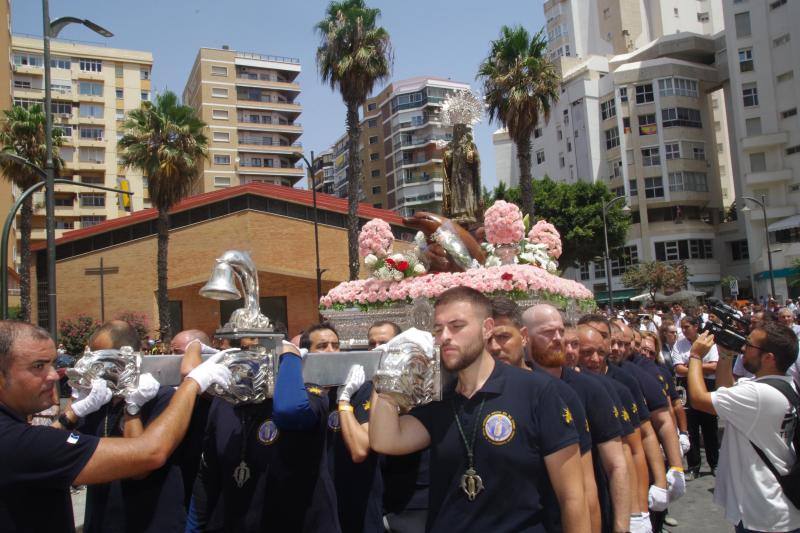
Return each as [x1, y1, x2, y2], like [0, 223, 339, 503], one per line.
[369, 393, 430, 456]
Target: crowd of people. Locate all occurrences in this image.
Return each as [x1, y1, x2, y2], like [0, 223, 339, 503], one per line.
[0, 288, 798, 533]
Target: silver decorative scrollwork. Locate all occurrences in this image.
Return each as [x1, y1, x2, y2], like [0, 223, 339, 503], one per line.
[66, 346, 140, 398]
[207, 347, 275, 405]
[373, 342, 441, 413]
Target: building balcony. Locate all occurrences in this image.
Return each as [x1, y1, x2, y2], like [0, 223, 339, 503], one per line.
[235, 99, 301, 114]
[74, 137, 106, 148]
[75, 70, 104, 81]
[75, 160, 106, 171]
[396, 191, 443, 207]
[237, 139, 303, 156]
[235, 75, 301, 93]
[12, 64, 43, 76]
[76, 93, 104, 104]
[76, 115, 105, 125]
[237, 166, 304, 177]
[745, 168, 793, 186]
[741, 131, 789, 151]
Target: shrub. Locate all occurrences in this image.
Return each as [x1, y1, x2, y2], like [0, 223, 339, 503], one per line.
[58, 315, 100, 356]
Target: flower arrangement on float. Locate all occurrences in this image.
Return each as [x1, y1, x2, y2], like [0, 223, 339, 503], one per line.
[321, 211, 594, 312]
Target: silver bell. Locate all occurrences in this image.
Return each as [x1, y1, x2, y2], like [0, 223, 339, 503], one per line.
[200, 262, 241, 301]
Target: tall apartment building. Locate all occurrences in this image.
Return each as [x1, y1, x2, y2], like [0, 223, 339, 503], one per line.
[312, 148, 334, 195]
[323, 77, 470, 216]
[10, 35, 152, 266]
[717, 0, 800, 299]
[182, 47, 304, 192]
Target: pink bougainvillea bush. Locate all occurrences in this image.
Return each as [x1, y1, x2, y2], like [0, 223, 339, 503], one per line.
[358, 218, 394, 259]
[483, 200, 525, 245]
[528, 220, 563, 260]
[320, 264, 593, 310]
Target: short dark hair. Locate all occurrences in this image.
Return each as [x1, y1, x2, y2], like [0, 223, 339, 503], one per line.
[89, 320, 141, 351]
[0, 321, 52, 375]
[757, 321, 799, 374]
[680, 315, 702, 328]
[299, 322, 339, 350]
[490, 296, 523, 329]
[578, 313, 610, 328]
[434, 286, 491, 320]
[369, 320, 401, 337]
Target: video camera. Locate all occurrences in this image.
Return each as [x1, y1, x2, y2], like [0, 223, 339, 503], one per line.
[701, 298, 750, 352]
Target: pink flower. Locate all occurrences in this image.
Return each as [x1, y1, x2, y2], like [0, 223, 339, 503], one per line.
[358, 218, 394, 258]
[528, 220, 563, 259]
[484, 201, 525, 245]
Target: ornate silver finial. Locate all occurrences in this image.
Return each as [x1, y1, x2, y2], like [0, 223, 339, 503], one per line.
[440, 89, 484, 128]
[200, 250, 270, 329]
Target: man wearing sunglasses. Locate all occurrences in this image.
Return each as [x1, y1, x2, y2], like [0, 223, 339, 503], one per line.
[687, 322, 800, 533]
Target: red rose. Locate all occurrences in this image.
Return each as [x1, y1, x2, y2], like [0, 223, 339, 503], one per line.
[385, 258, 396, 267]
[501, 272, 513, 281]
[397, 261, 409, 272]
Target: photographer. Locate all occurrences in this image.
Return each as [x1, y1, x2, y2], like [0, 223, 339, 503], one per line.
[687, 322, 800, 533]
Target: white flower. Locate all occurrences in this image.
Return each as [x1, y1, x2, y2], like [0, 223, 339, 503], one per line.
[519, 252, 536, 264]
[376, 266, 392, 280]
[414, 231, 427, 247]
[393, 271, 404, 282]
[485, 255, 502, 267]
[413, 263, 425, 274]
[364, 254, 378, 267]
[390, 253, 405, 263]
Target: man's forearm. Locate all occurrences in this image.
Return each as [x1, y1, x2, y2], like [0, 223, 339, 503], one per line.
[338, 403, 370, 463]
[714, 353, 735, 388]
[599, 439, 630, 532]
[687, 357, 715, 414]
[581, 453, 601, 533]
[639, 420, 667, 487]
[651, 408, 682, 468]
[702, 362, 717, 376]
[138, 379, 200, 460]
[368, 394, 402, 454]
[673, 399, 688, 432]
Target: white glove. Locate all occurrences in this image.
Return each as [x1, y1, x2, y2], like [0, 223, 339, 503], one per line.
[385, 328, 435, 358]
[338, 365, 365, 403]
[679, 432, 690, 455]
[186, 351, 232, 393]
[647, 485, 669, 512]
[185, 339, 219, 355]
[630, 512, 653, 533]
[71, 379, 112, 418]
[125, 373, 160, 410]
[666, 467, 686, 501]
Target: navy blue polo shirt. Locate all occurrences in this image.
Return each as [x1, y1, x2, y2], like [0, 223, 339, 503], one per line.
[654, 363, 680, 402]
[606, 363, 650, 421]
[326, 383, 384, 533]
[383, 448, 430, 513]
[561, 367, 622, 445]
[620, 359, 669, 413]
[194, 395, 340, 533]
[0, 402, 99, 533]
[588, 373, 637, 434]
[409, 360, 579, 533]
[631, 354, 676, 402]
[81, 387, 185, 533]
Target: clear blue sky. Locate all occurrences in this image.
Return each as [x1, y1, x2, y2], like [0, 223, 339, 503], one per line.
[11, 0, 545, 191]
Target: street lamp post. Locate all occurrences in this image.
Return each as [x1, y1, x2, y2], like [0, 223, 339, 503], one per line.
[602, 195, 630, 315]
[741, 194, 776, 298]
[41, 0, 113, 340]
[299, 152, 327, 305]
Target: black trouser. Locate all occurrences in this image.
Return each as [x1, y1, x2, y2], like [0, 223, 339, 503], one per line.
[383, 510, 427, 533]
[686, 404, 719, 472]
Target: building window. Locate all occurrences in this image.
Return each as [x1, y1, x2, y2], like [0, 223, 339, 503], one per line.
[611, 159, 623, 179]
[79, 104, 103, 118]
[611, 245, 639, 276]
[644, 177, 664, 198]
[655, 239, 713, 261]
[213, 154, 231, 165]
[777, 70, 794, 83]
[697, 12, 709, 22]
[750, 152, 766, 172]
[212, 109, 229, 120]
[742, 83, 759, 107]
[665, 143, 680, 160]
[641, 147, 660, 166]
[601, 99, 616, 120]
[140, 68, 150, 80]
[372, 186, 381, 194]
[730, 240, 749, 261]
[115, 65, 123, 77]
[78, 82, 103, 96]
[668, 171, 708, 192]
[80, 216, 106, 228]
[141, 91, 150, 102]
[781, 108, 798, 119]
[770, 0, 787, 7]
[605, 127, 620, 149]
[367, 102, 377, 111]
[629, 179, 638, 196]
[116, 109, 125, 121]
[594, 260, 606, 279]
[79, 193, 105, 207]
[619, 87, 628, 103]
[580, 264, 590, 280]
[635, 84, 654, 104]
[746, 117, 762, 136]
[557, 129, 563, 140]
[78, 58, 102, 72]
[638, 114, 657, 135]
[370, 152, 379, 161]
[115, 89, 123, 99]
[211, 87, 229, 98]
[211, 66, 228, 76]
[371, 169, 380, 178]
[13, 53, 43, 67]
[661, 107, 702, 128]
[658, 78, 698, 98]
[369, 135, 378, 145]
[787, 145, 800, 156]
[214, 176, 231, 187]
[559, 154, 565, 168]
[773, 33, 791, 48]
[50, 56, 70, 69]
[536, 150, 545, 164]
[80, 127, 104, 140]
[734, 12, 751, 38]
[367, 118, 377, 128]
[738, 48, 754, 72]
[692, 145, 706, 160]
[212, 131, 230, 142]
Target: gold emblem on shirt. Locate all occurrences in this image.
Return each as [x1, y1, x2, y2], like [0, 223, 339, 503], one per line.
[613, 406, 619, 418]
[622, 409, 631, 422]
[562, 408, 574, 426]
[307, 386, 323, 396]
[362, 400, 371, 411]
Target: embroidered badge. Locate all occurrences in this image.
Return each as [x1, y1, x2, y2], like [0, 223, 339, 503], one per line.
[482, 411, 515, 445]
[622, 408, 631, 422]
[66, 432, 80, 444]
[362, 400, 371, 411]
[327, 411, 341, 432]
[562, 407, 574, 426]
[585, 419, 590, 433]
[307, 386, 323, 396]
[631, 402, 639, 415]
[613, 406, 619, 419]
[257, 419, 279, 445]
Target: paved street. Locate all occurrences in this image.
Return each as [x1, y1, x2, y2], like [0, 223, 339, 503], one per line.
[667, 466, 730, 533]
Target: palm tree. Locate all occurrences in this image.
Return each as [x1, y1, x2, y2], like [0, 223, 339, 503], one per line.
[0, 104, 63, 321]
[316, 0, 391, 280]
[478, 26, 559, 218]
[118, 91, 207, 344]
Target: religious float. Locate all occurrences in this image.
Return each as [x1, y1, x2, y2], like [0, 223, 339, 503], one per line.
[320, 90, 595, 347]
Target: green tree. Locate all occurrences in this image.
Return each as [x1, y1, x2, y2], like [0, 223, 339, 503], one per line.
[621, 261, 688, 303]
[0, 104, 63, 321]
[118, 91, 207, 344]
[316, 0, 392, 280]
[486, 178, 630, 267]
[478, 26, 559, 218]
